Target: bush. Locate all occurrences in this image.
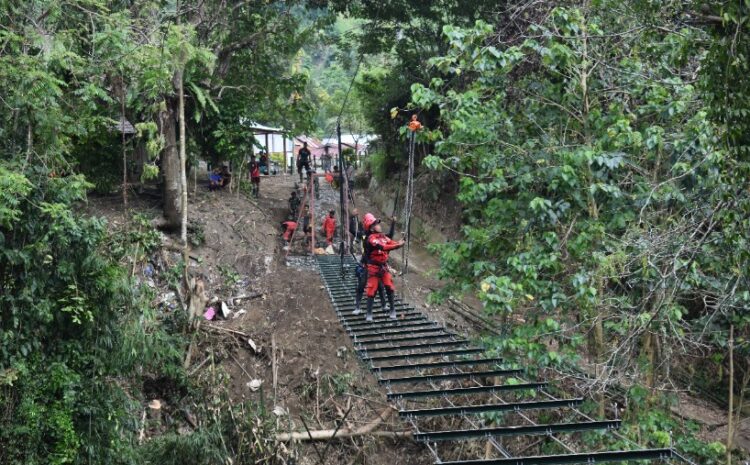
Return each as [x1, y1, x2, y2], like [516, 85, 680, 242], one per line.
[0, 165, 183, 464]
[363, 149, 389, 182]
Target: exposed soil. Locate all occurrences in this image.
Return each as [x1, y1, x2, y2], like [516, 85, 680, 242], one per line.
[85, 169, 750, 464]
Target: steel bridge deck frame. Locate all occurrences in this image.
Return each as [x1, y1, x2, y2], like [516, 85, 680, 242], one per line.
[313, 255, 682, 465]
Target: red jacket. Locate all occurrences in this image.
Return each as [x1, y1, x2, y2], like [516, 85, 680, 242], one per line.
[366, 233, 401, 265]
[323, 216, 336, 234]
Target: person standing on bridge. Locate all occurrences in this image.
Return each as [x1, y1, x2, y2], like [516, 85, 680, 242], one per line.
[297, 142, 312, 183]
[362, 213, 405, 321]
[353, 213, 393, 316]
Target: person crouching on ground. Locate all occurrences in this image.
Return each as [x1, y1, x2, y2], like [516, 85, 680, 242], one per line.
[362, 213, 405, 321]
[281, 216, 297, 250]
[323, 210, 336, 246]
[220, 165, 231, 188]
[209, 168, 223, 191]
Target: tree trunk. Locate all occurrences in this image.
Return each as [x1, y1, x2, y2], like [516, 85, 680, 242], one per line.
[177, 68, 188, 245]
[727, 325, 734, 465]
[121, 81, 128, 208]
[158, 97, 182, 230]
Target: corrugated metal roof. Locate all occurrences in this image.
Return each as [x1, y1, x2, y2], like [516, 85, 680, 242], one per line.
[113, 117, 136, 135]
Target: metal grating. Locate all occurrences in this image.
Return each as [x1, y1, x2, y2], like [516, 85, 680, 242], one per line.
[316, 254, 684, 464]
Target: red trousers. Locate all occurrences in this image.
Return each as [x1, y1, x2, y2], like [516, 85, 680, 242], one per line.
[365, 264, 394, 297]
[325, 228, 335, 244]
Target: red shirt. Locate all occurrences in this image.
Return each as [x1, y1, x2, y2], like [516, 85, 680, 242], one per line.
[366, 233, 401, 265]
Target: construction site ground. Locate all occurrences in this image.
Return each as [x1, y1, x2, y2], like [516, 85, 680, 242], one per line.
[86, 172, 750, 464]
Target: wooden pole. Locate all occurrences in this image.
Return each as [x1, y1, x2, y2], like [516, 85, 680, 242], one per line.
[282, 136, 287, 175]
[310, 175, 316, 253]
[727, 324, 734, 465]
[121, 79, 128, 208]
[266, 133, 271, 174]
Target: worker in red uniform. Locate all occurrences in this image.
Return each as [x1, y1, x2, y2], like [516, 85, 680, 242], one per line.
[353, 213, 392, 316]
[362, 213, 405, 321]
[322, 210, 336, 246]
[281, 217, 297, 249]
[407, 114, 422, 132]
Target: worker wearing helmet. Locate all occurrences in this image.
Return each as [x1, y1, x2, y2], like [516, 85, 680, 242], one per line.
[353, 213, 394, 316]
[361, 213, 405, 321]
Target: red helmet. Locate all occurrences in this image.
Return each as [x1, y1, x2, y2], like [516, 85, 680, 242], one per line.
[363, 213, 379, 232]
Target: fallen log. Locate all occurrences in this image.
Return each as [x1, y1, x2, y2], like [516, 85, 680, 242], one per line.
[202, 324, 250, 338]
[276, 407, 409, 442]
[276, 430, 412, 442]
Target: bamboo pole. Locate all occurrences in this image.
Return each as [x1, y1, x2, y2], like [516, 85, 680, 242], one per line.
[727, 324, 734, 465]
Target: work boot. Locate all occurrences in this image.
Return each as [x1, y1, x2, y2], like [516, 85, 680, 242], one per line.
[365, 297, 374, 322]
[387, 291, 396, 320]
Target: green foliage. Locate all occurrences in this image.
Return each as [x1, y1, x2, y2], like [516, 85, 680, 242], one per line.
[403, 1, 749, 461]
[363, 149, 390, 182]
[0, 166, 185, 464]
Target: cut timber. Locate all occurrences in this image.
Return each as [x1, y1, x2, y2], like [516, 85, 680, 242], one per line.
[276, 407, 402, 442]
[276, 430, 411, 442]
[148, 399, 162, 423]
[202, 324, 250, 338]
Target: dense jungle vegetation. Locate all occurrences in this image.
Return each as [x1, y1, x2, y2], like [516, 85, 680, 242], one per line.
[1, 0, 748, 464]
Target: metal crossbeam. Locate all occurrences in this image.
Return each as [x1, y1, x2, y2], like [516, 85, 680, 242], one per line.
[379, 368, 523, 385]
[374, 357, 505, 373]
[344, 316, 428, 329]
[349, 324, 442, 337]
[413, 420, 621, 443]
[340, 309, 421, 321]
[399, 398, 583, 418]
[315, 256, 683, 465]
[363, 348, 486, 362]
[436, 448, 675, 464]
[358, 339, 469, 354]
[387, 382, 547, 400]
[356, 332, 455, 346]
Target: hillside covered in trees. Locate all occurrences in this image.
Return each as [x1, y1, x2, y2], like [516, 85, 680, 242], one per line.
[1, 1, 749, 464]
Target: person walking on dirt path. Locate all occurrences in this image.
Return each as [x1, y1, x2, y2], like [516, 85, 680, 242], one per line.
[322, 210, 336, 246]
[249, 156, 261, 198]
[302, 204, 312, 248]
[297, 142, 312, 183]
[322, 146, 332, 173]
[360, 213, 405, 321]
[288, 191, 300, 219]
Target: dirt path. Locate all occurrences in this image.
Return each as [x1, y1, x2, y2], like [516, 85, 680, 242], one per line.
[88, 171, 748, 463]
[185, 174, 430, 465]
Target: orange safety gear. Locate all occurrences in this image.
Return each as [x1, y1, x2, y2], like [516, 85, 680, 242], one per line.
[408, 115, 422, 132]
